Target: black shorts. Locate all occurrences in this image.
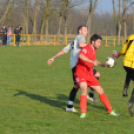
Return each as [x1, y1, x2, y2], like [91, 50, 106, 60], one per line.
[124, 66, 134, 73]
[72, 67, 98, 85]
[124, 66, 134, 81]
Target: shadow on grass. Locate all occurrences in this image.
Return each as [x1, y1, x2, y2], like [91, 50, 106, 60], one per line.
[87, 102, 106, 112]
[14, 89, 68, 111]
[56, 93, 79, 102]
[14, 89, 105, 113]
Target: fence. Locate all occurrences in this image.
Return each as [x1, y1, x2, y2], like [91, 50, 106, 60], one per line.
[9, 34, 125, 46]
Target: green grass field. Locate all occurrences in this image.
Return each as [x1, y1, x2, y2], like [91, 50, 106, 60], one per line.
[0, 45, 133, 134]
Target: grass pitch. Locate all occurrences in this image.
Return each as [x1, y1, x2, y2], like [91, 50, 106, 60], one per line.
[0, 45, 133, 134]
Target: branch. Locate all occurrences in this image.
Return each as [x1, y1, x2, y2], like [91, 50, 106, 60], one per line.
[0, 0, 11, 23]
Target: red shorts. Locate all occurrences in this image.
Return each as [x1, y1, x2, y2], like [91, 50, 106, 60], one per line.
[74, 71, 100, 87]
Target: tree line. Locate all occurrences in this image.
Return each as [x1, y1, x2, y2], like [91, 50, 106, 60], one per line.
[0, 0, 134, 44]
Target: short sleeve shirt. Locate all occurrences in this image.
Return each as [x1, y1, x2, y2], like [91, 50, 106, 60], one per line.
[76, 45, 96, 75]
[62, 34, 86, 68]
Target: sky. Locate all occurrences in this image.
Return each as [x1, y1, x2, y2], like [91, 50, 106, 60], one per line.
[80, 0, 119, 13]
[99, 0, 114, 12]
[97, 0, 132, 13]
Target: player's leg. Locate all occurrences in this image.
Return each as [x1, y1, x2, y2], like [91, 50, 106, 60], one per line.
[123, 73, 131, 96]
[79, 82, 87, 118]
[91, 85, 119, 116]
[127, 69, 134, 116]
[123, 66, 131, 96]
[87, 69, 99, 103]
[66, 67, 79, 112]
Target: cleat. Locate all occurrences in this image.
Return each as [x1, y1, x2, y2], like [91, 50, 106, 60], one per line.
[122, 88, 128, 97]
[87, 95, 98, 103]
[108, 111, 120, 116]
[80, 113, 86, 118]
[66, 107, 77, 113]
[127, 102, 134, 116]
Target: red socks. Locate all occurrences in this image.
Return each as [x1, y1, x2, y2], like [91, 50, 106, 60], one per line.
[80, 94, 112, 114]
[80, 95, 87, 113]
[99, 93, 112, 113]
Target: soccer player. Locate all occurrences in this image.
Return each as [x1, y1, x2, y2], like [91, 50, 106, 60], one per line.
[74, 34, 119, 118]
[113, 34, 134, 116]
[47, 26, 101, 112]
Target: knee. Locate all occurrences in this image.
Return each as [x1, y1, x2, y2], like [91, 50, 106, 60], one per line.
[99, 87, 104, 95]
[79, 82, 87, 95]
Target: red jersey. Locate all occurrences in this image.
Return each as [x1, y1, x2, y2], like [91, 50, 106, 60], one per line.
[76, 44, 96, 75]
[75, 44, 100, 87]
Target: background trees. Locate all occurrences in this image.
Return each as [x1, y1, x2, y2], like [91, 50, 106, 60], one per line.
[0, 0, 134, 41]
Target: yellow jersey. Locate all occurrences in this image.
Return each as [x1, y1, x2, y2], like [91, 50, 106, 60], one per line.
[120, 34, 134, 68]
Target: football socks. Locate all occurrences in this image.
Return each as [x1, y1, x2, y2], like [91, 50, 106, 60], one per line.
[99, 93, 112, 113]
[80, 95, 87, 113]
[67, 87, 78, 108]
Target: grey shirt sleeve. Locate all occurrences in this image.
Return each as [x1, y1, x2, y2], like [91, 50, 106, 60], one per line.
[62, 43, 71, 53]
[77, 34, 86, 44]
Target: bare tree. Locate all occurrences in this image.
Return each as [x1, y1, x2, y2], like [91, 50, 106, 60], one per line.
[86, 0, 98, 36]
[40, 0, 51, 36]
[32, 0, 39, 34]
[122, 0, 134, 40]
[112, 0, 118, 35]
[112, 0, 122, 45]
[56, 0, 64, 36]
[0, 0, 11, 23]
[23, 0, 29, 41]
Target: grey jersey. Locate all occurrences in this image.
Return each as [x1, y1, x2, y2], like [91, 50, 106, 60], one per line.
[63, 34, 86, 68]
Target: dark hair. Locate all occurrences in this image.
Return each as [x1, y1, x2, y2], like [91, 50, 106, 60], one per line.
[90, 34, 102, 43]
[77, 25, 86, 34]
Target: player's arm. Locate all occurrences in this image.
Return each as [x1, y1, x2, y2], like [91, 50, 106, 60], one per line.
[78, 35, 87, 48]
[113, 41, 128, 58]
[47, 50, 65, 65]
[95, 59, 105, 67]
[47, 43, 71, 65]
[79, 41, 87, 48]
[94, 59, 100, 65]
[120, 40, 128, 55]
[79, 54, 98, 66]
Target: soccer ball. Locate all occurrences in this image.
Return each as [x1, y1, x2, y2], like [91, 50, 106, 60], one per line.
[106, 56, 116, 68]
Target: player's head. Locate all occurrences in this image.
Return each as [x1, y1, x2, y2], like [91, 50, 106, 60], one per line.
[124, 34, 134, 46]
[90, 34, 102, 49]
[78, 26, 88, 37]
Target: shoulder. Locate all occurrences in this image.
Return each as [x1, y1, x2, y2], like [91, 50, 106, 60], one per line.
[76, 34, 85, 39]
[81, 45, 90, 53]
[84, 44, 91, 49]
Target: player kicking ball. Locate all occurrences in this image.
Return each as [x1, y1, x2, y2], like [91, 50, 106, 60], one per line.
[74, 34, 119, 118]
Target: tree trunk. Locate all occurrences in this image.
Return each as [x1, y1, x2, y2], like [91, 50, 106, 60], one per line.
[87, 14, 92, 36]
[86, 0, 98, 36]
[40, 0, 51, 42]
[123, 0, 127, 41]
[0, 0, 11, 23]
[57, 13, 62, 42]
[117, 0, 121, 45]
[25, 0, 29, 41]
[45, 19, 49, 41]
[117, 23, 121, 45]
[64, 0, 69, 42]
[112, 0, 118, 35]
[32, 0, 39, 34]
[123, 16, 127, 41]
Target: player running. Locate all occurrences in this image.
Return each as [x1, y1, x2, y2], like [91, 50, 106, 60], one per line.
[74, 34, 119, 118]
